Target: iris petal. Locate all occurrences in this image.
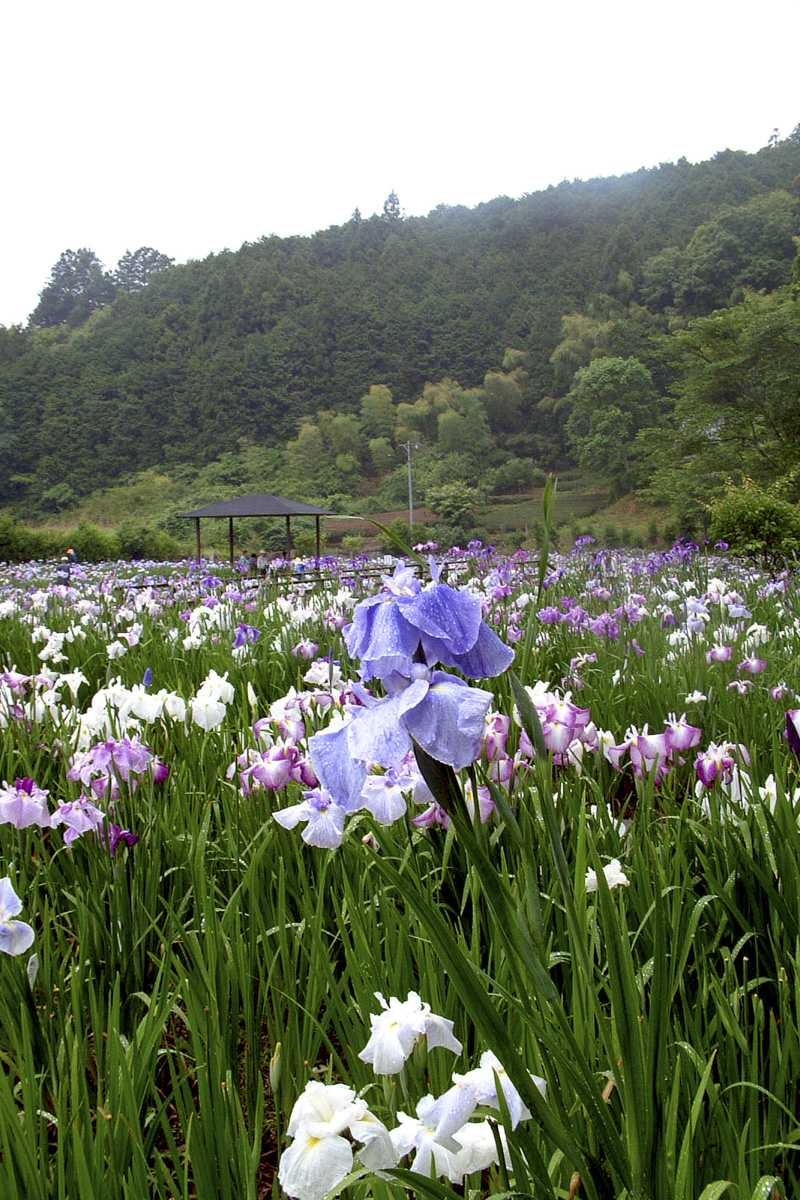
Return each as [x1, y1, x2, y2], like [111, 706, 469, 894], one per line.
[404, 674, 493, 769]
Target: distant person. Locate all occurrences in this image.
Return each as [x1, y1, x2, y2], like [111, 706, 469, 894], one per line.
[256, 549, 269, 577]
[55, 557, 71, 584]
[66, 547, 78, 564]
[248, 551, 258, 576]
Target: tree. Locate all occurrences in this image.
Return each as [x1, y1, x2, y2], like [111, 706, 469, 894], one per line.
[426, 481, 480, 532]
[640, 246, 683, 312]
[368, 436, 395, 475]
[639, 191, 799, 318]
[435, 384, 492, 458]
[30, 248, 116, 327]
[359, 384, 395, 440]
[481, 371, 523, 434]
[286, 420, 326, 480]
[565, 356, 661, 494]
[382, 190, 403, 222]
[550, 312, 607, 390]
[669, 287, 800, 479]
[328, 412, 362, 460]
[114, 247, 174, 292]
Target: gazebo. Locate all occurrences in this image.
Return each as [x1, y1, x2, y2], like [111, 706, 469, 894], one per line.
[179, 493, 334, 564]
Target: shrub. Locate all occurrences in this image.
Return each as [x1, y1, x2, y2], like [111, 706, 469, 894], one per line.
[341, 534, 365, 554]
[68, 521, 120, 563]
[430, 523, 467, 552]
[708, 479, 800, 562]
[293, 528, 327, 557]
[0, 513, 46, 562]
[378, 518, 416, 553]
[425, 482, 480, 533]
[488, 458, 545, 494]
[603, 522, 621, 548]
[116, 522, 183, 562]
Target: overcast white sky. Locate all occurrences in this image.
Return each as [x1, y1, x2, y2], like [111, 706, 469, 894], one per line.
[2, 0, 798, 327]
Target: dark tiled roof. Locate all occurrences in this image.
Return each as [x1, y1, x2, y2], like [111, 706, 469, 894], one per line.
[180, 494, 335, 518]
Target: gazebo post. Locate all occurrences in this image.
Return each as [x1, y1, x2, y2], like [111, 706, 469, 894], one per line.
[229, 517, 234, 566]
[195, 518, 201, 563]
[315, 516, 321, 563]
[285, 516, 291, 559]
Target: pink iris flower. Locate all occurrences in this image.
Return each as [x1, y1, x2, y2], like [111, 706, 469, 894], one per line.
[737, 656, 767, 675]
[706, 645, 732, 664]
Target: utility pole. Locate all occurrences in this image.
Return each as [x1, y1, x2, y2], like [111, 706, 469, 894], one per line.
[403, 440, 418, 530]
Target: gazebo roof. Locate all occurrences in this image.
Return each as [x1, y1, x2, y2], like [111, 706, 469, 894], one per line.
[179, 493, 334, 518]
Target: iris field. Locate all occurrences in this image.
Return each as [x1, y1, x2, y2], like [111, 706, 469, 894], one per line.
[1, 517, 799, 1200]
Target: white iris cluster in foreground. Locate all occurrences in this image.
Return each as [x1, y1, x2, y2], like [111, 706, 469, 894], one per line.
[279, 992, 546, 1200]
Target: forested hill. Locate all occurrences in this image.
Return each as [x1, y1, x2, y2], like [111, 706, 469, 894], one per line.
[1, 135, 800, 513]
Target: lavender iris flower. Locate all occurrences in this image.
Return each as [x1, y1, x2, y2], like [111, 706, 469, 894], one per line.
[52, 796, 106, 845]
[307, 718, 367, 811]
[0, 777, 52, 829]
[274, 559, 514, 842]
[342, 667, 494, 772]
[273, 788, 348, 848]
[0, 878, 35, 956]
[344, 562, 513, 682]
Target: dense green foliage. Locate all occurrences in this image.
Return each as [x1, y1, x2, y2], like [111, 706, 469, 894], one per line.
[0, 512, 181, 564]
[2, 134, 800, 530]
[708, 477, 800, 560]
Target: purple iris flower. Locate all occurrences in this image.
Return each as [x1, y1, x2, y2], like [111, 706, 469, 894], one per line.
[233, 622, 261, 649]
[664, 713, 702, 753]
[239, 742, 299, 792]
[737, 656, 766, 675]
[68, 735, 167, 795]
[0, 878, 35, 956]
[274, 559, 515, 844]
[292, 638, 318, 659]
[695, 741, 749, 789]
[786, 710, 800, 757]
[142, 667, 152, 688]
[538, 606, 563, 625]
[587, 613, 620, 639]
[106, 824, 139, 857]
